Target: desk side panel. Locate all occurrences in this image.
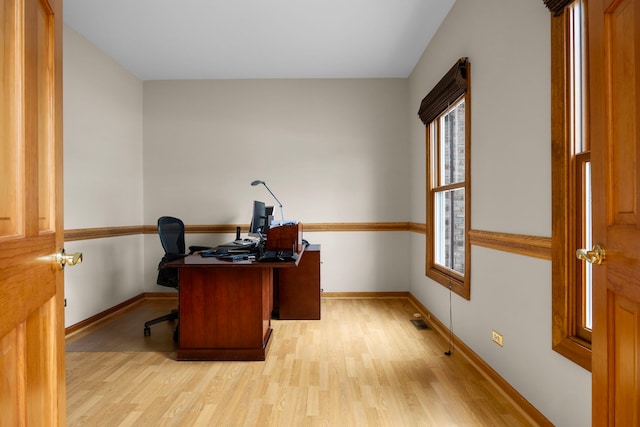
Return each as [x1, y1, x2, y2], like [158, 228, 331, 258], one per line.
[178, 267, 271, 353]
[277, 246, 321, 320]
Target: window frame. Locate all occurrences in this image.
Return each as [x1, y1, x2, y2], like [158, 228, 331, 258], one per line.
[421, 61, 471, 300]
[550, 0, 592, 371]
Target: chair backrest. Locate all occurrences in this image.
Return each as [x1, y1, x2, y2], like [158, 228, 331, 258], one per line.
[158, 216, 185, 255]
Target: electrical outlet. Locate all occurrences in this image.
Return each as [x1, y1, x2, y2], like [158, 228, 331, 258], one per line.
[492, 330, 503, 347]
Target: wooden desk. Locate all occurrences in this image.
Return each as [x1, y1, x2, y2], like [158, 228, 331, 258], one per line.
[168, 245, 321, 361]
[166, 254, 291, 361]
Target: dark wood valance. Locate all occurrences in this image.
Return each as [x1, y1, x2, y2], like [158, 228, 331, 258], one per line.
[417, 57, 468, 126]
[543, 0, 574, 16]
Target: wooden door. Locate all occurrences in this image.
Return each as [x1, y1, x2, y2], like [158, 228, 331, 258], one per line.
[0, 0, 65, 425]
[588, 0, 640, 424]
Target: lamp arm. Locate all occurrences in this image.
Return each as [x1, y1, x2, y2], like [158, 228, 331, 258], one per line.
[262, 183, 285, 222]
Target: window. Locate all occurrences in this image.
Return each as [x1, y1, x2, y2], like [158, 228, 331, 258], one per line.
[418, 58, 471, 299]
[550, 0, 592, 370]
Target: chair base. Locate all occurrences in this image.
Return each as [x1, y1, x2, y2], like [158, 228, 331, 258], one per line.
[144, 308, 178, 337]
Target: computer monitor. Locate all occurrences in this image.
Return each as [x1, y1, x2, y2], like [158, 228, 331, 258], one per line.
[249, 201, 273, 237]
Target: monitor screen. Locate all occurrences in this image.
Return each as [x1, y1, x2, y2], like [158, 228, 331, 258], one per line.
[249, 201, 267, 237]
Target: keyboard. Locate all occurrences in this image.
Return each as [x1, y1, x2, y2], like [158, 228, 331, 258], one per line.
[258, 250, 299, 262]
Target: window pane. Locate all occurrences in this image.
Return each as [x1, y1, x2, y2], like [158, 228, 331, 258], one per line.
[571, 2, 586, 153]
[439, 100, 465, 186]
[584, 161, 592, 329]
[434, 188, 465, 274]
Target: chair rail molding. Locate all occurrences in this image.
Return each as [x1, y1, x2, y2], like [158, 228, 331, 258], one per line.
[64, 223, 552, 261]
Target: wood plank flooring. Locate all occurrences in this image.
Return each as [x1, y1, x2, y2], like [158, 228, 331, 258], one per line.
[66, 298, 178, 352]
[65, 298, 537, 426]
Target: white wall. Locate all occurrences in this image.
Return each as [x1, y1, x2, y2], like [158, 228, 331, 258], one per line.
[407, 0, 591, 426]
[142, 79, 411, 293]
[63, 26, 144, 326]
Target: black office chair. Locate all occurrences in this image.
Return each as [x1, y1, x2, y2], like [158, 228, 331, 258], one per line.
[143, 216, 209, 340]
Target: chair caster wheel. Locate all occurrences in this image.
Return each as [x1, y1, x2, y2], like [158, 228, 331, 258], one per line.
[144, 327, 151, 336]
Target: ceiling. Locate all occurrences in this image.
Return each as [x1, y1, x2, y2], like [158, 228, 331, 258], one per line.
[63, 0, 455, 80]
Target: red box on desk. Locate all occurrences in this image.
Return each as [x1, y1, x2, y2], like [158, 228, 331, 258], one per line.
[266, 223, 303, 253]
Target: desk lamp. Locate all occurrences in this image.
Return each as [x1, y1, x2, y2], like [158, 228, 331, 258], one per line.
[251, 180, 285, 225]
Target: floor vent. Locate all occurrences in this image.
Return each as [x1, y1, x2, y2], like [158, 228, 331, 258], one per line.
[410, 319, 430, 330]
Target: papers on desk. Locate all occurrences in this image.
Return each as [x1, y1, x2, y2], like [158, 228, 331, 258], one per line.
[228, 241, 257, 249]
[269, 220, 298, 228]
[199, 244, 258, 261]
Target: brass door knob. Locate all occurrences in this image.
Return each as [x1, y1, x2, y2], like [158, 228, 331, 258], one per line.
[56, 248, 83, 269]
[576, 244, 605, 265]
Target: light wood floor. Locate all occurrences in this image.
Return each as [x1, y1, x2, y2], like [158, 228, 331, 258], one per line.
[65, 298, 537, 426]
